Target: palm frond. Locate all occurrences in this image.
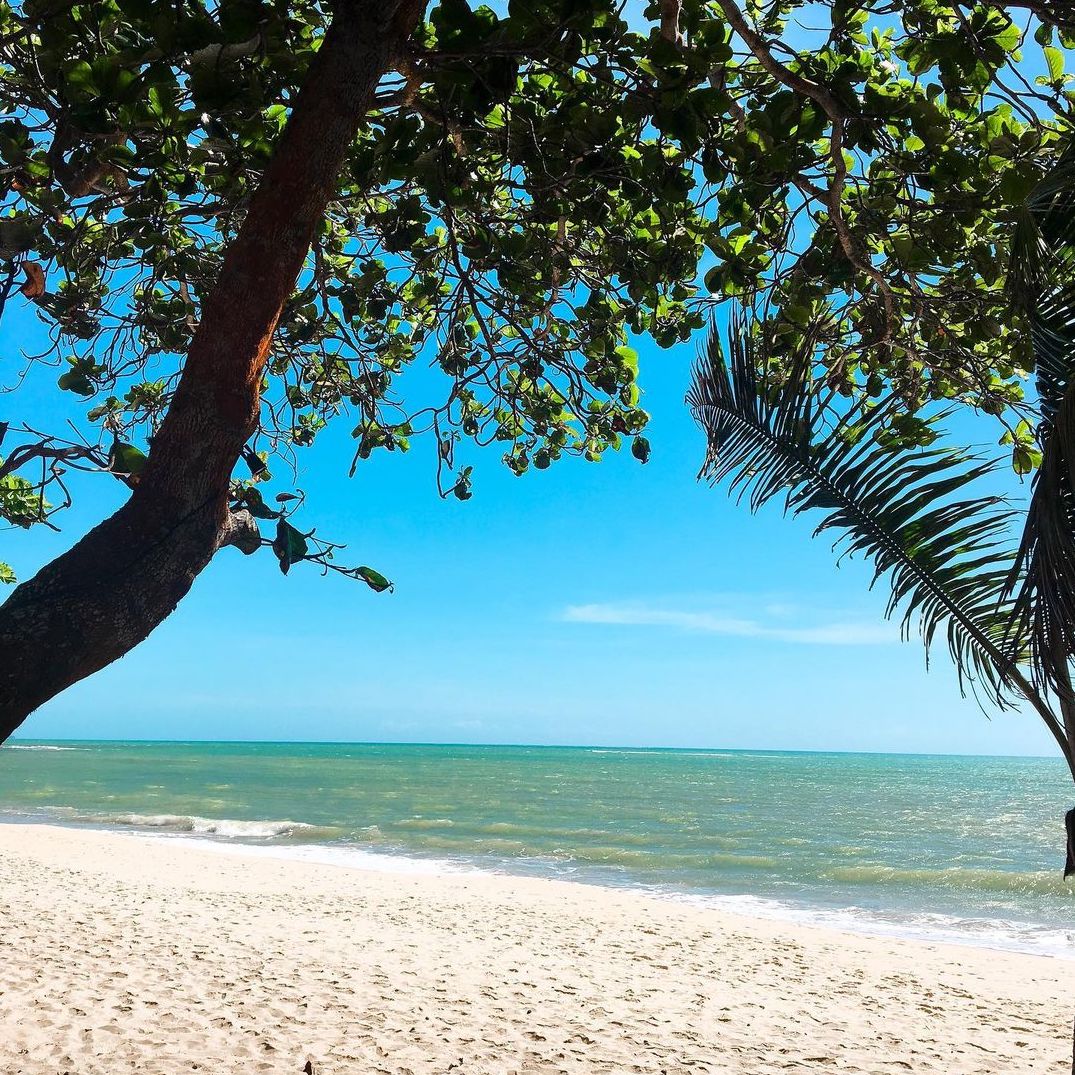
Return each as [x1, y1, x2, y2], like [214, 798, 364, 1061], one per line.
[688, 310, 1027, 707]
[1005, 143, 1075, 696]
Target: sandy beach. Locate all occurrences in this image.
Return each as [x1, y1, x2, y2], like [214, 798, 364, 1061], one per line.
[0, 823, 1070, 1074]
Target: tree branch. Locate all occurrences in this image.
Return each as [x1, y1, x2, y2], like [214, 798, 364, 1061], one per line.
[0, 432, 109, 483]
[714, 0, 898, 341]
[660, 0, 682, 45]
[0, 0, 428, 737]
[711, 0, 848, 120]
[218, 509, 262, 555]
[997, 0, 1075, 33]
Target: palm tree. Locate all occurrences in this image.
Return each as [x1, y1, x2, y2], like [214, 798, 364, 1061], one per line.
[687, 309, 1074, 782]
[1004, 141, 1075, 717]
[688, 133, 1075, 1075]
[688, 309, 1075, 1068]
[688, 143, 1075, 841]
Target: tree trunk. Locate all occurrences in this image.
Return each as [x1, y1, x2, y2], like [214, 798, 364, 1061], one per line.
[0, 0, 426, 741]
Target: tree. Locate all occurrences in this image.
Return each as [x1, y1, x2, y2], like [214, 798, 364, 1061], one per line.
[0, 0, 1072, 739]
[689, 306, 1075, 783]
[688, 144, 1075, 1063]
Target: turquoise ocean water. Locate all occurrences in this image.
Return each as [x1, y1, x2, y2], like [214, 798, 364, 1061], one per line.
[2, 741, 1074, 956]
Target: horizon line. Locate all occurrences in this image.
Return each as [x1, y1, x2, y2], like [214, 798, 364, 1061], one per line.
[3, 735, 1059, 762]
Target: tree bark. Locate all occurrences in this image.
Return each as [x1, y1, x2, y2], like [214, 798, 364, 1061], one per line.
[0, 0, 426, 741]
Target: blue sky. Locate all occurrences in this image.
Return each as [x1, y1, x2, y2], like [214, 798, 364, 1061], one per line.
[1, 299, 1058, 757]
[2, 2, 1066, 755]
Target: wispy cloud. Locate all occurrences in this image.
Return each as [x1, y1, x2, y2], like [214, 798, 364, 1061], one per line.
[561, 601, 896, 646]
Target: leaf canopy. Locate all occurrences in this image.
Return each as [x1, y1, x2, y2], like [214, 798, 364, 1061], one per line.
[0, 0, 1072, 583]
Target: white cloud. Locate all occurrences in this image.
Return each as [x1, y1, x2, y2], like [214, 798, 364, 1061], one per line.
[561, 601, 896, 646]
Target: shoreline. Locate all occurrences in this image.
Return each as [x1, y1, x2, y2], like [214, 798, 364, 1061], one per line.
[8, 812, 1075, 962]
[0, 822, 1070, 1073]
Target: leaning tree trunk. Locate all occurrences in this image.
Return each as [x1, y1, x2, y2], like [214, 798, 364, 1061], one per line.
[0, 0, 426, 741]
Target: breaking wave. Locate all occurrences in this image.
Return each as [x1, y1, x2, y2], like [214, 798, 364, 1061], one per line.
[4, 744, 82, 752]
[62, 811, 341, 841]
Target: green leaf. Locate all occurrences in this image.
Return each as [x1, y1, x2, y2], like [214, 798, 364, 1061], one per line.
[109, 441, 147, 477]
[63, 60, 95, 91]
[453, 465, 474, 501]
[994, 21, 1020, 54]
[703, 266, 724, 295]
[1012, 444, 1040, 476]
[0, 561, 15, 584]
[243, 487, 279, 520]
[272, 519, 308, 575]
[57, 370, 95, 396]
[355, 566, 393, 592]
[1044, 46, 1065, 83]
[631, 435, 651, 464]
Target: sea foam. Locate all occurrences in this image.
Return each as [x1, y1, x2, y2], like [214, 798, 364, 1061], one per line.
[659, 890, 1075, 960]
[4, 744, 82, 751]
[63, 811, 339, 840]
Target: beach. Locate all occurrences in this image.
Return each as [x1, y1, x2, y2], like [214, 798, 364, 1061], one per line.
[5, 742, 1074, 957]
[0, 824, 1070, 1074]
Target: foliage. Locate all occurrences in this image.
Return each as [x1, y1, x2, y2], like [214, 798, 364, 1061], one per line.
[689, 310, 1073, 769]
[0, 0, 1072, 582]
[1004, 140, 1075, 695]
[690, 311, 1019, 702]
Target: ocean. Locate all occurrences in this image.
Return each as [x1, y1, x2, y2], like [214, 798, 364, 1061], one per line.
[2, 740, 1073, 957]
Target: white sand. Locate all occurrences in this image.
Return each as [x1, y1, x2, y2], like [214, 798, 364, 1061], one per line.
[0, 823, 1070, 1073]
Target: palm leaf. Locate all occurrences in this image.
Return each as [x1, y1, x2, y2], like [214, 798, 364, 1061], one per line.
[1005, 143, 1075, 697]
[688, 311, 1068, 758]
